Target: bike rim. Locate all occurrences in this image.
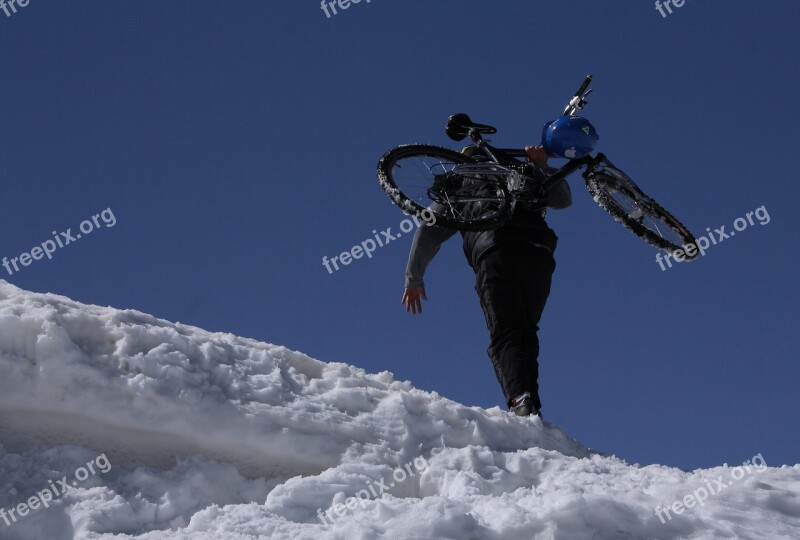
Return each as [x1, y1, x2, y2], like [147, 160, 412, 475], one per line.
[592, 168, 695, 254]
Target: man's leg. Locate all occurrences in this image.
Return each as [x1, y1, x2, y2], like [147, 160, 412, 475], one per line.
[518, 246, 555, 412]
[475, 248, 522, 405]
[475, 244, 555, 411]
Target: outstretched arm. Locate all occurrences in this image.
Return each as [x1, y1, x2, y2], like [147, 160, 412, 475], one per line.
[403, 218, 457, 314]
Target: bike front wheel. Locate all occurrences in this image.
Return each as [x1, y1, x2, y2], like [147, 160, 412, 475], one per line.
[377, 144, 513, 231]
[584, 155, 698, 258]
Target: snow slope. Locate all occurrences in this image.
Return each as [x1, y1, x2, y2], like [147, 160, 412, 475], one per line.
[0, 281, 798, 540]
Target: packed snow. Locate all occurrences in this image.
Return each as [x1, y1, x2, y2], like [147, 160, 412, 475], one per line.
[0, 280, 798, 540]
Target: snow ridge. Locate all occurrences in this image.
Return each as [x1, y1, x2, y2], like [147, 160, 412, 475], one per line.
[0, 281, 798, 539]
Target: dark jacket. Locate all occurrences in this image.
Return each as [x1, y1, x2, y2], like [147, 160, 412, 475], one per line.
[404, 164, 571, 288]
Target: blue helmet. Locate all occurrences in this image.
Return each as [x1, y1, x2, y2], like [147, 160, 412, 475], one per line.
[541, 115, 599, 159]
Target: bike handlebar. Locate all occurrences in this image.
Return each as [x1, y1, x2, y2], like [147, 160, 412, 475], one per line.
[562, 74, 593, 116]
[575, 75, 592, 99]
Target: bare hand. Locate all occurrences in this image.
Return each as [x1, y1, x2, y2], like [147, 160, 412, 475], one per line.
[525, 145, 548, 168]
[401, 287, 427, 315]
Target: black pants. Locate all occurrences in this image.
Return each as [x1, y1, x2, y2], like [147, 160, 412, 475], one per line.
[474, 243, 555, 412]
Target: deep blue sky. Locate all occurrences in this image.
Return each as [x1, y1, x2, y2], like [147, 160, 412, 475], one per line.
[1, 2, 797, 472]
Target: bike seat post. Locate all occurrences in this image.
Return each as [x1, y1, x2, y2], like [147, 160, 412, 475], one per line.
[468, 128, 481, 144]
[469, 130, 500, 163]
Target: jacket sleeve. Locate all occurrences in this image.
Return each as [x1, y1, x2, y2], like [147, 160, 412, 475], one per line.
[540, 165, 571, 209]
[404, 221, 457, 288]
[546, 177, 572, 209]
[527, 163, 572, 210]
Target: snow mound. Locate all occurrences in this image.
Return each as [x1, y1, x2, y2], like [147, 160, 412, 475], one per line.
[0, 280, 798, 540]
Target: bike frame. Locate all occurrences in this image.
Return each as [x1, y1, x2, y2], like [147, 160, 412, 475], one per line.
[457, 127, 606, 196]
[445, 74, 602, 198]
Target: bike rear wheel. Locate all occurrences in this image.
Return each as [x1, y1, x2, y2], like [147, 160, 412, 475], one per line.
[377, 144, 512, 231]
[584, 156, 698, 258]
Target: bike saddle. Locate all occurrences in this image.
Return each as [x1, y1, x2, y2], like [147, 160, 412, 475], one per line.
[445, 113, 497, 141]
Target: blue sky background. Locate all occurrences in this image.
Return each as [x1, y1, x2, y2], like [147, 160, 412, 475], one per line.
[1, 1, 797, 472]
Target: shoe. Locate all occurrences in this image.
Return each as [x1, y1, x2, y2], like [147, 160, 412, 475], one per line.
[509, 392, 539, 417]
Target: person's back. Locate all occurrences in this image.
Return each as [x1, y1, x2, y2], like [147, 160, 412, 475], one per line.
[461, 164, 567, 267]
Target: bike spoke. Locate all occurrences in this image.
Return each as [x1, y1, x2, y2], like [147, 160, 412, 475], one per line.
[390, 154, 506, 222]
[378, 145, 513, 232]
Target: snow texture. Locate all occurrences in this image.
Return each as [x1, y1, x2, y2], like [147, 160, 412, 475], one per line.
[0, 280, 798, 539]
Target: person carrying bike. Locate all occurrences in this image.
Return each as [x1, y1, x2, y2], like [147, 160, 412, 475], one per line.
[401, 145, 571, 417]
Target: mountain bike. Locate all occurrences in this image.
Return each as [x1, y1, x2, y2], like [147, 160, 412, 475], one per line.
[376, 75, 698, 259]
